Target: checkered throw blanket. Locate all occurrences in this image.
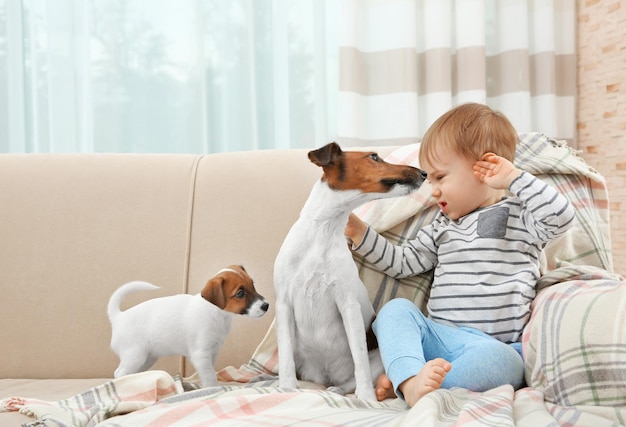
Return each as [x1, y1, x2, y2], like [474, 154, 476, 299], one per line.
[351, 132, 614, 315]
[3, 133, 625, 426]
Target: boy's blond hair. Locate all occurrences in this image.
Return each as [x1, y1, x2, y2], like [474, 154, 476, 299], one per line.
[419, 103, 518, 166]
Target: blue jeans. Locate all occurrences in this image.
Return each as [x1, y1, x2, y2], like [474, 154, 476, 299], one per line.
[372, 298, 524, 398]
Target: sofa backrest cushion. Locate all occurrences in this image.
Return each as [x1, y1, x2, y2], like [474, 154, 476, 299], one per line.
[0, 146, 399, 379]
[0, 154, 201, 378]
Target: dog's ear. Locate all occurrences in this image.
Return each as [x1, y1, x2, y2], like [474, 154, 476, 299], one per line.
[308, 142, 342, 167]
[201, 277, 226, 309]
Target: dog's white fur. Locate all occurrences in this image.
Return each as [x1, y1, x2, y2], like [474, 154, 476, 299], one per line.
[108, 265, 268, 387]
[274, 142, 424, 401]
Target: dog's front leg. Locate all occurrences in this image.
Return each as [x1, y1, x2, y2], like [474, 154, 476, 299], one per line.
[275, 297, 298, 389]
[189, 351, 218, 388]
[339, 300, 377, 401]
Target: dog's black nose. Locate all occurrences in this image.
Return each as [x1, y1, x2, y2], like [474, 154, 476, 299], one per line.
[419, 169, 428, 180]
[261, 302, 269, 312]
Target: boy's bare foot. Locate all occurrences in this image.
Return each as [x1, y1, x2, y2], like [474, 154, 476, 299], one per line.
[398, 358, 452, 407]
[375, 373, 396, 401]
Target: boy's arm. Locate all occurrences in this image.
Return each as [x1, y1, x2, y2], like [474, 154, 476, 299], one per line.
[474, 152, 575, 240]
[508, 171, 576, 240]
[346, 213, 368, 247]
[345, 213, 438, 278]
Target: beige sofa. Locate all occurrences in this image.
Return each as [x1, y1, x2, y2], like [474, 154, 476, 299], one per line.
[1, 137, 625, 426]
[0, 148, 334, 425]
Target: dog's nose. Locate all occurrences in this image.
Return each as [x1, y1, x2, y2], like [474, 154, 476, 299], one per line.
[261, 302, 269, 312]
[419, 169, 427, 180]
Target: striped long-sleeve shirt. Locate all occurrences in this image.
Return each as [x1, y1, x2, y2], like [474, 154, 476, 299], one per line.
[354, 171, 576, 343]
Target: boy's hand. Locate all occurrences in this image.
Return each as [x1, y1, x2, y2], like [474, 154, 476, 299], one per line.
[473, 153, 522, 190]
[345, 213, 368, 248]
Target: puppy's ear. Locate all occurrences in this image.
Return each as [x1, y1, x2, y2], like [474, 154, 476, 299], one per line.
[308, 142, 342, 167]
[201, 277, 226, 309]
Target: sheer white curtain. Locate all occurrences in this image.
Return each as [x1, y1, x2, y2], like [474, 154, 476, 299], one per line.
[1, 0, 576, 154]
[0, 0, 338, 153]
[337, 0, 577, 148]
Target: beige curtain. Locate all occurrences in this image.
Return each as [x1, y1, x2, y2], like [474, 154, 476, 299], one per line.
[337, 0, 576, 148]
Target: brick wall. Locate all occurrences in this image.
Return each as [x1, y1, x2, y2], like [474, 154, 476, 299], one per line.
[577, 0, 626, 274]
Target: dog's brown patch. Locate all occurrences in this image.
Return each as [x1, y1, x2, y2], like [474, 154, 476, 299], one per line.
[201, 265, 265, 315]
[308, 142, 422, 193]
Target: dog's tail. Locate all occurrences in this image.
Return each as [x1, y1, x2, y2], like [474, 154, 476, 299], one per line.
[107, 281, 159, 322]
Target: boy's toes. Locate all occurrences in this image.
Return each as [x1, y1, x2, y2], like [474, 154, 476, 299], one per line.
[375, 373, 396, 401]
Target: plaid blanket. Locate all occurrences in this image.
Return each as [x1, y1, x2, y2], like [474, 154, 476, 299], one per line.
[3, 133, 625, 426]
[3, 340, 625, 427]
[352, 132, 614, 315]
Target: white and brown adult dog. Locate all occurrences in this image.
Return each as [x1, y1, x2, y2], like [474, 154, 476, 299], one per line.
[274, 142, 424, 400]
[108, 265, 268, 387]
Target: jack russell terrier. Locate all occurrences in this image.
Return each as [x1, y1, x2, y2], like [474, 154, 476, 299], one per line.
[108, 265, 268, 387]
[274, 142, 424, 401]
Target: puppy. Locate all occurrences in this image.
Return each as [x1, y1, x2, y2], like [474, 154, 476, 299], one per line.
[108, 265, 268, 387]
[274, 142, 424, 400]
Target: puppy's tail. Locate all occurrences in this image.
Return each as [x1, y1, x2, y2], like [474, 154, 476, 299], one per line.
[107, 281, 159, 322]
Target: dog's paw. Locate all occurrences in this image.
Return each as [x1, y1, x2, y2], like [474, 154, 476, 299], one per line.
[278, 376, 298, 390]
[355, 387, 377, 402]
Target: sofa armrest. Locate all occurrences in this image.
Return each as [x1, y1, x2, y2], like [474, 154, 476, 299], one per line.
[523, 272, 626, 406]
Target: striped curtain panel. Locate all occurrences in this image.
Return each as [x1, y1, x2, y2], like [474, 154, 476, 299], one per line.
[337, 0, 577, 148]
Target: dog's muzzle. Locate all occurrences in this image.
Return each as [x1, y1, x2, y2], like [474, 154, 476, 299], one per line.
[245, 299, 270, 317]
[382, 168, 426, 188]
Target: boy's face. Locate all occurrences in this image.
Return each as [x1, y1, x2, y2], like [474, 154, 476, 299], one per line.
[421, 147, 501, 220]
